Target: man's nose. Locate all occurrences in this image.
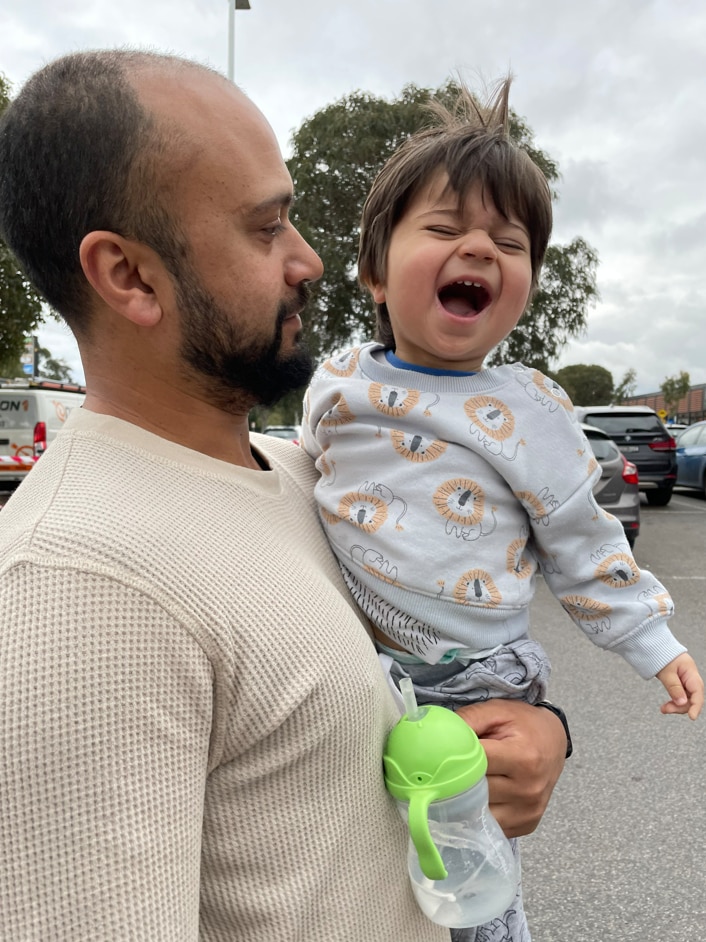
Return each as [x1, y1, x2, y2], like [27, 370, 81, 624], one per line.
[286, 227, 324, 285]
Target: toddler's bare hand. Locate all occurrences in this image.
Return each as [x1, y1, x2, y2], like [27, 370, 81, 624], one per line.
[656, 653, 703, 720]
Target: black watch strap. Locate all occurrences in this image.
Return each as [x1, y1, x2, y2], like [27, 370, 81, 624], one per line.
[535, 700, 573, 758]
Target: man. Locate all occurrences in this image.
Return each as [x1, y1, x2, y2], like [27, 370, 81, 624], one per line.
[0, 51, 568, 941]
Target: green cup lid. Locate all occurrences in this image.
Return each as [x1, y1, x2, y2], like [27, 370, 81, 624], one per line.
[383, 704, 487, 880]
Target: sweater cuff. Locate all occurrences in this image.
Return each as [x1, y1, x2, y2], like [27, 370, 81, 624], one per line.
[610, 619, 687, 679]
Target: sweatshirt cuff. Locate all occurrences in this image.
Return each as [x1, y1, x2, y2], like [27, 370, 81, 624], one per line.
[610, 619, 687, 679]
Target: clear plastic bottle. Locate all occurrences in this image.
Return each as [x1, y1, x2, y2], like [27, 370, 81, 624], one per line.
[383, 679, 518, 929]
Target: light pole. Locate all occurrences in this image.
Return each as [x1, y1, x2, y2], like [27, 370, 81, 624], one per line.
[228, 0, 251, 83]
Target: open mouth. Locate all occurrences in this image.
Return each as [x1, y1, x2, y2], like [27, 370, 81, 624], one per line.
[438, 280, 491, 317]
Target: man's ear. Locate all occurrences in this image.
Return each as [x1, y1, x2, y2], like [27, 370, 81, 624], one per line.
[79, 231, 168, 327]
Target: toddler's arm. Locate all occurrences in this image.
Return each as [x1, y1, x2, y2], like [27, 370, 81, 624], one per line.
[656, 652, 703, 719]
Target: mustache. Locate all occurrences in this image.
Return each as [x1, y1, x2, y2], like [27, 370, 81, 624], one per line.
[279, 281, 313, 321]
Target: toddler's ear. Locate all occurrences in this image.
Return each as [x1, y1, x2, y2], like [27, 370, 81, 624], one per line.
[369, 281, 387, 304]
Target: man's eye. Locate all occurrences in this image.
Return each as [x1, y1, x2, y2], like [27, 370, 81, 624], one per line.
[263, 218, 286, 237]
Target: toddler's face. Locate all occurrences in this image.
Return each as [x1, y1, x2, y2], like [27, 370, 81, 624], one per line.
[369, 172, 532, 372]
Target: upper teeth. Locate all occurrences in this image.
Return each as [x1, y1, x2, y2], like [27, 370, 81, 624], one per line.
[457, 281, 482, 287]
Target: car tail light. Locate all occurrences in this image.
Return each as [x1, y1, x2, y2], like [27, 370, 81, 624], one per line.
[33, 421, 47, 457]
[648, 438, 676, 451]
[622, 456, 639, 486]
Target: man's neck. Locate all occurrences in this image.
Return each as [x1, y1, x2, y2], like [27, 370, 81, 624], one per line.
[82, 389, 262, 470]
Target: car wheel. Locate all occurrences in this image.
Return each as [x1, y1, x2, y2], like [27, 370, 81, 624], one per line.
[646, 487, 673, 507]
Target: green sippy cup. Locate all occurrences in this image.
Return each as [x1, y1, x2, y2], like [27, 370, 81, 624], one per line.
[383, 679, 518, 928]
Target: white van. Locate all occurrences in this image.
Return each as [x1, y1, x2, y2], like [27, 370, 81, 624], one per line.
[0, 380, 86, 492]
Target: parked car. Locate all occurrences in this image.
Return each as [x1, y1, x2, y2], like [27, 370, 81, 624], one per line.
[262, 425, 301, 445]
[574, 405, 677, 506]
[582, 422, 640, 547]
[0, 379, 86, 493]
[675, 420, 706, 498]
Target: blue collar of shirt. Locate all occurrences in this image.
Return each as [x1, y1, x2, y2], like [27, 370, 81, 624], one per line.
[385, 349, 477, 377]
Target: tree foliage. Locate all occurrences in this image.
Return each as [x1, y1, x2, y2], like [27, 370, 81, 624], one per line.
[553, 363, 614, 406]
[287, 80, 597, 369]
[0, 343, 74, 383]
[0, 73, 46, 367]
[37, 346, 74, 382]
[487, 238, 599, 369]
[660, 370, 691, 416]
[613, 368, 637, 404]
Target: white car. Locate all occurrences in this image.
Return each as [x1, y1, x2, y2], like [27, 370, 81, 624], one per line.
[262, 425, 301, 445]
[0, 380, 85, 492]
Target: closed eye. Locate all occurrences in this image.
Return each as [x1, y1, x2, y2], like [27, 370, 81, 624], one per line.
[426, 226, 460, 236]
[495, 238, 528, 251]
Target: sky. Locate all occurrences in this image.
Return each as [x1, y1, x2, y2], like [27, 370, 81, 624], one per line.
[1, 0, 705, 395]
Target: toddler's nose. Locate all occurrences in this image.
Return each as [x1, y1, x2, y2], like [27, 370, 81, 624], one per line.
[457, 228, 497, 262]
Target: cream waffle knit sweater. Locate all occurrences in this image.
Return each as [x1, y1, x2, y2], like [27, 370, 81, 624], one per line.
[0, 408, 446, 942]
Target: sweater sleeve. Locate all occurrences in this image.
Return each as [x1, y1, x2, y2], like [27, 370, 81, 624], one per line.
[529, 464, 685, 679]
[300, 380, 323, 461]
[0, 562, 213, 941]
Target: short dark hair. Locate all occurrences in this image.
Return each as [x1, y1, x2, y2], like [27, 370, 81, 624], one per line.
[0, 50, 215, 334]
[357, 78, 553, 348]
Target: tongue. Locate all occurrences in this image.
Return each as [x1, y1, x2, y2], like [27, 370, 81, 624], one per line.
[443, 296, 476, 316]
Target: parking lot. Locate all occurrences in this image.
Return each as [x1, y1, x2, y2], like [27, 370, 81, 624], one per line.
[523, 489, 706, 941]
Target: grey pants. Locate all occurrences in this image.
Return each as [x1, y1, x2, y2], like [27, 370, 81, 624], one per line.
[385, 638, 550, 708]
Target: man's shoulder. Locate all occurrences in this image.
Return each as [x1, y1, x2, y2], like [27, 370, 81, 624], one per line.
[251, 432, 317, 484]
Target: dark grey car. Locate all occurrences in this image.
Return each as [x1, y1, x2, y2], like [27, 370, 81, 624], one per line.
[575, 406, 677, 506]
[582, 423, 640, 548]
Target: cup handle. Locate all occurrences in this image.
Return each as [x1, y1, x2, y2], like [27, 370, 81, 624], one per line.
[408, 791, 448, 880]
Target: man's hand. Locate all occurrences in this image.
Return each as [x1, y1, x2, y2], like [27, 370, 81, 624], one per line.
[456, 699, 567, 838]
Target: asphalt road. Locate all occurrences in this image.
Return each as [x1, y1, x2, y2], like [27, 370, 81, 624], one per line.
[522, 488, 706, 941]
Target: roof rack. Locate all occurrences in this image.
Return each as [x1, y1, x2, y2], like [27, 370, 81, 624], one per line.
[0, 378, 87, 394]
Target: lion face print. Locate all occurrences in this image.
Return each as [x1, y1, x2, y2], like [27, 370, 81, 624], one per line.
[560, 595, 613, 622]
[507, 537, 533, 579]
[323, 349, 359, 377]
[514, 487, 559, 525]
[594, 553, 641, 589]
[390, 430, 448, 463]
[530, 371, 574, 411]
[454, 569, 502, 607]
[514, 366, 574, 414]
[368, 382, 420, 418]
[464, 396, 516, 441]
[433, 478, 485, 526]
[338, 491, 388, 532]
[320, 393, 356, 431]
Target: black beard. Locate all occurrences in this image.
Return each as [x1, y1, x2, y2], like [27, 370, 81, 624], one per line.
[176, 269, 314, 411]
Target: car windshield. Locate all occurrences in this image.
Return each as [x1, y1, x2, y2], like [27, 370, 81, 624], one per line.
[585, 434, 620, 461]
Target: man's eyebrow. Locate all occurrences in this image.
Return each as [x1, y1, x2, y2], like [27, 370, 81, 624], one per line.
[248, 192, 294, 216]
